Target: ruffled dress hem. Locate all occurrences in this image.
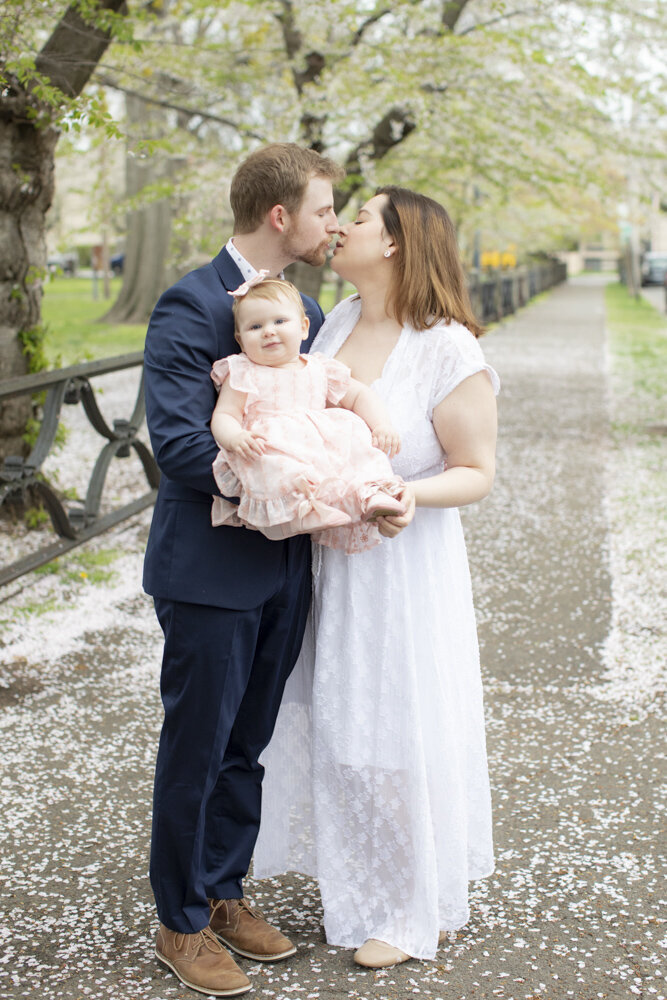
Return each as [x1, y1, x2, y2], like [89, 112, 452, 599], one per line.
[212, 447, 406, 551]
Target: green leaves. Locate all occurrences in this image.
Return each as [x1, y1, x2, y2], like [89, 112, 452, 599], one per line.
[7, 0, 664, 261]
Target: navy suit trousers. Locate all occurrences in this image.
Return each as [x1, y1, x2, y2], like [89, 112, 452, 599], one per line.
[150, 537, 311, 933]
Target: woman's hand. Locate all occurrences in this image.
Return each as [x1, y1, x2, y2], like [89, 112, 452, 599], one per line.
[376, 483, 416, 538]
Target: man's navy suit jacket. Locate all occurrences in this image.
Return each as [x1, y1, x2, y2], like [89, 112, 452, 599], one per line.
[142, 246, 323, 610]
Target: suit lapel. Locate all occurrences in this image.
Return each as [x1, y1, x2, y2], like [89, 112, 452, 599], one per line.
[212, 246, 245, 291]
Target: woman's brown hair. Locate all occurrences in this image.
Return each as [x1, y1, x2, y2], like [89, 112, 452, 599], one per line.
[376, 186, 484, 337]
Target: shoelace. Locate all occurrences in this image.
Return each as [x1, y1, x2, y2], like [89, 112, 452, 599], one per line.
[180, 926, 224, 954]
[210, 897, 265, 924]
[238, 898, 265, 921]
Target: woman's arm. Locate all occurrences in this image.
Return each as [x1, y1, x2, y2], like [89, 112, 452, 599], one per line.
[376, 370, 496, 539]
[211, 380, 266, 459]
[338, 377, 401, 457]
[412, 370, 497, 507]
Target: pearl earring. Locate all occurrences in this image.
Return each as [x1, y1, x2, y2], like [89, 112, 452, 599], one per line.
[384, 250, 391, 258]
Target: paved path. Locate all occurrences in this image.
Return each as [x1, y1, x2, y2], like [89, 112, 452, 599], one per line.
[0, 280, 664, 1000]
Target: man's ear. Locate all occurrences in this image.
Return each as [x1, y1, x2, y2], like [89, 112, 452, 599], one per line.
[301, 316, 310, 341]
[269, 204, 287, 233]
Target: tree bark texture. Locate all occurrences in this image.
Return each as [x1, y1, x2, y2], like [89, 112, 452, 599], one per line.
[285, 260, 328, 301]
[35, 0, 128, 98]
[103, 94, 184, 324]
[0, 1, 127, 457]
[0, 109, 58, 460]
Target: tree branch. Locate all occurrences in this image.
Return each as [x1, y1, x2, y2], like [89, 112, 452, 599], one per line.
[299, 111, 326, 152]
[441, 0, 472, 32]
[275, 1, 327, 95]
[279, 4, 392, 97]
[294, 50, 326, 91]
[34, 0, 128, 100]
[458, 9, 538, 36]
[274, 0, 302, 61]
[351, 8, 392, 47]
[335, 106, 417, 212]
[97, 75, 267, 140]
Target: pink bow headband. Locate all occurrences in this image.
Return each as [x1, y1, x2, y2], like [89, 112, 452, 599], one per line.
[228, 269, 271, 298]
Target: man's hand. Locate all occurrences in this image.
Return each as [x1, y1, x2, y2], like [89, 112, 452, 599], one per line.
[226, 430, 267, 460]
[372, 424, 401, 458]
[376, 483, 416, 538]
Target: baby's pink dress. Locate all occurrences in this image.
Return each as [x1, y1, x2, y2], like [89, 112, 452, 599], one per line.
[210, 352, 404, 553]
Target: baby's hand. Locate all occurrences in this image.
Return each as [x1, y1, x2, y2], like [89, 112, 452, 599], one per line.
[228, 430, 267, 460]
[372, 425, 401, 458]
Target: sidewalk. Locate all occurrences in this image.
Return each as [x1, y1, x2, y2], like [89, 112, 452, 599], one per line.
[0, 279, 664, 1000]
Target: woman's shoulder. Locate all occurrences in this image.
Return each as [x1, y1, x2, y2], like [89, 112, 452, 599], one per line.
[427, 316, 478, 340]
[313, 294, 361, 350]
[421, 320, 499, 397]
[422, 319, 486, 358]
[322, 293, 361, 325]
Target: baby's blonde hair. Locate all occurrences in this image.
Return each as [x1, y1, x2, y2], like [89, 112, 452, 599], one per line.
[232, 278, 306, 335]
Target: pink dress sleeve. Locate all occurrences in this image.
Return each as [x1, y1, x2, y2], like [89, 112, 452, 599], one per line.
[210, 353, 260, 408]
[311, 353, 352, 405]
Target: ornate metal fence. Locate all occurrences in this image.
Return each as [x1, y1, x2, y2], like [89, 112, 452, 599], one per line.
[468, 260, 567, 323]
[0, 353, 159, 587]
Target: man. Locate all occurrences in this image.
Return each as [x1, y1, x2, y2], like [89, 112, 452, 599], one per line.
[143, 143, 343, 997]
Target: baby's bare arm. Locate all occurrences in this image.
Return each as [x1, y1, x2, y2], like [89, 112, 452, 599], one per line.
[211, 379, 266, 459]
[338, 378, 401, 457]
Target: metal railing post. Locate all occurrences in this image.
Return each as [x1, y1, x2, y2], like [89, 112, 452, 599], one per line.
[0, 353, 159, 586]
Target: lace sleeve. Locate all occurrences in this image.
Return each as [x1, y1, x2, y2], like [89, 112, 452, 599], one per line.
[429, 324, 500, 416]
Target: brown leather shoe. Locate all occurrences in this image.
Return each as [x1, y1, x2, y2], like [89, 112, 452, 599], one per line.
[209, 897, 296, 962]
[155, 923, 251, 996]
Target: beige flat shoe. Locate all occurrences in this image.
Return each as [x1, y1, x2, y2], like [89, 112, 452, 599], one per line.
[353, 938, 411, 968]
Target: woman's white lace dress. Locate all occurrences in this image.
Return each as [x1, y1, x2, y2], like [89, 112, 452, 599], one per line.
[254, 296, 499, 959]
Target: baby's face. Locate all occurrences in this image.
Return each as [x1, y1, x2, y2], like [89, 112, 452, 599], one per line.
[236, 294, 310, 368]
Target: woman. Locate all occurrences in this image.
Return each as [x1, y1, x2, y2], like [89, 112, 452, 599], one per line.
[254, 187, 499, 967]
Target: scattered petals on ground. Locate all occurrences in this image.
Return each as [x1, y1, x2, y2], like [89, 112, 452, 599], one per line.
[0, 278, 664, 999]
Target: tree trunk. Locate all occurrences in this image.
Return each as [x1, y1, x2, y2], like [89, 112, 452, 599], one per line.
[0, 0, 128, 456]
[285, 261, 326, 301]
[103, 94, 186, 324]
[0, 108, 58, 461]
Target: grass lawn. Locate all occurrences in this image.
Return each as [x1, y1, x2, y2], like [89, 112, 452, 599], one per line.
[602, 285, 666, 723]
[41, 277, 147, 366]
[41, 276, 352, 367]
[604, 282, 667, 407]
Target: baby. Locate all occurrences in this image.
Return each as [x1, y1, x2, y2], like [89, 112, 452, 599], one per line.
[209, 275, 407, 553]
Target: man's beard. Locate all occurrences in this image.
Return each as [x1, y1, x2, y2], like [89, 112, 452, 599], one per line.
[284, 234, 331, 268]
